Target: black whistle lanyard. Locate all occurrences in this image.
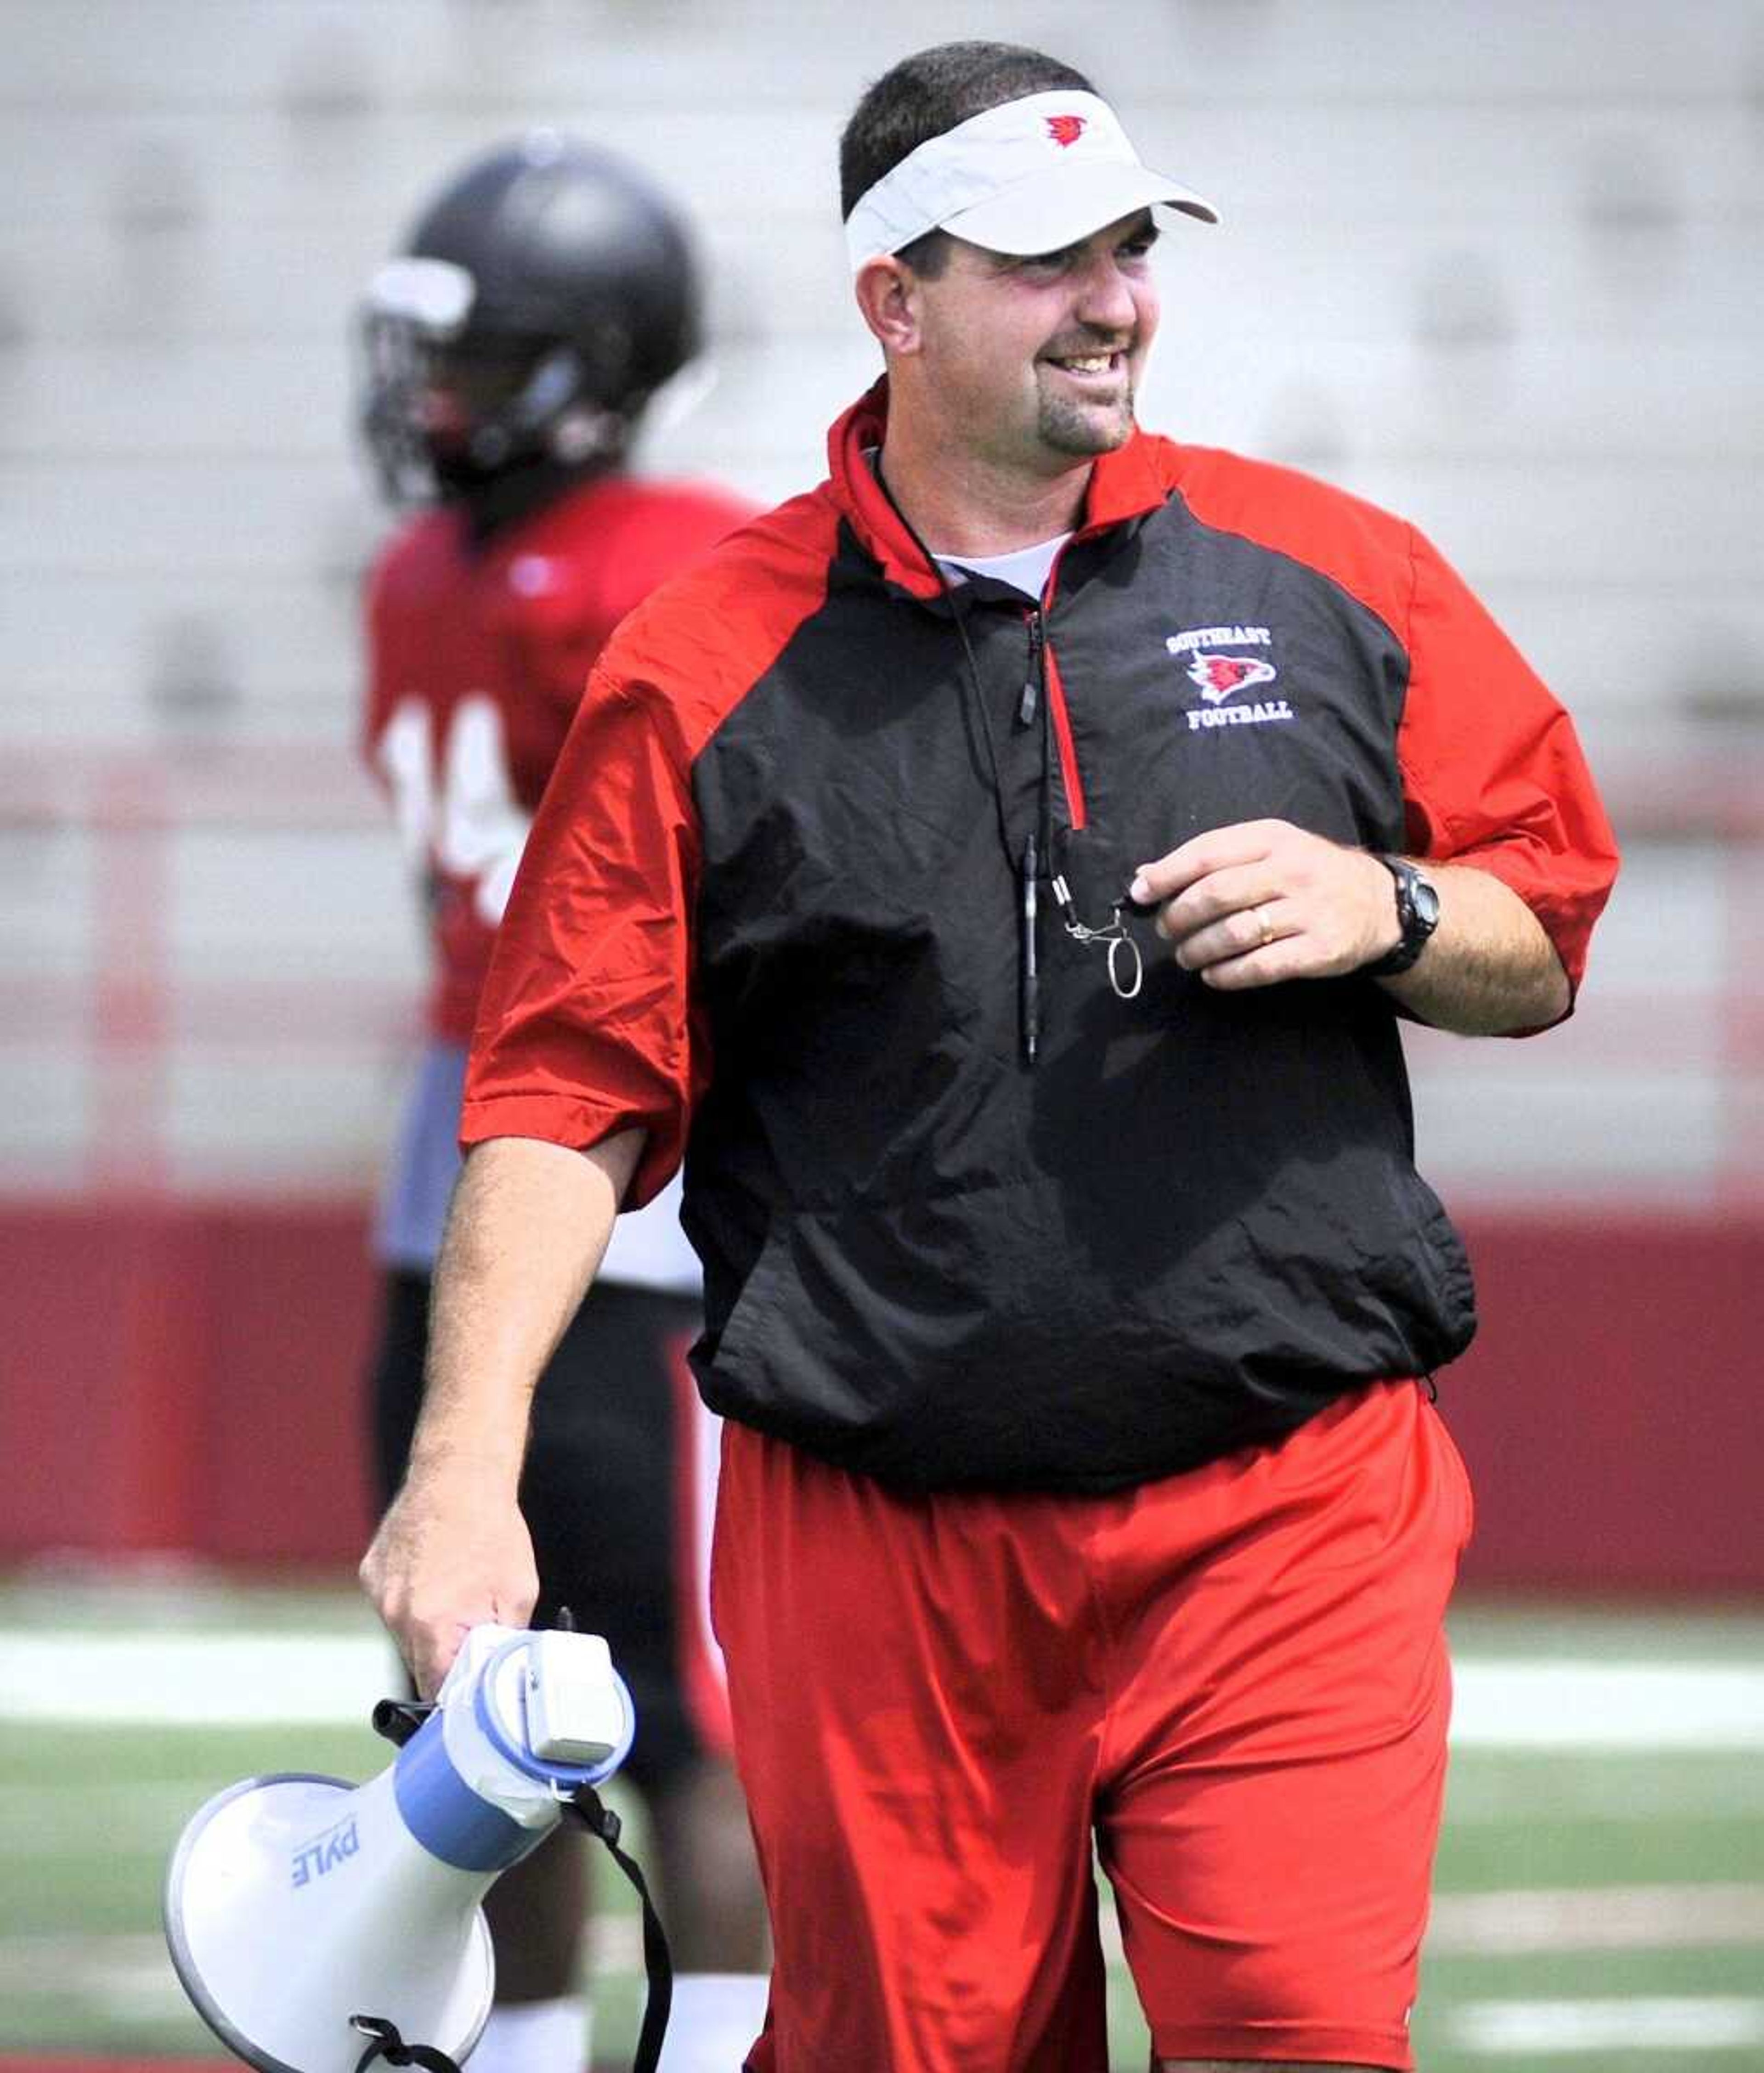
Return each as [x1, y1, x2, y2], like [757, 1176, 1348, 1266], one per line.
[949, 589, 1143, 1054]
[944, 584, 1061, 1063]
[871, 463, 1145, 1063]
[871, 463, 1056, 1065]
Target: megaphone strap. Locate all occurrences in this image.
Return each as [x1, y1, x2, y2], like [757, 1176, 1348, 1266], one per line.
[350, 2013, 462, 2073]
[568, 1784, 675, 2073]
[362, 1686, 675, 2072]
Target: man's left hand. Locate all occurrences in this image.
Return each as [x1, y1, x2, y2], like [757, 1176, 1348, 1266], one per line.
[1130, 819, 1397, 989]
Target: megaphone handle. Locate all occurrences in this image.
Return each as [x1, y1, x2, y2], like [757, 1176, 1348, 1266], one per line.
[568, 1784, 676, 2073]
[371, 1697, 435, 1747]
[349, 2013, 463, 2073]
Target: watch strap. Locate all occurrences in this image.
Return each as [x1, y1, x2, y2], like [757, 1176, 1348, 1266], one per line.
[1363, 854, 1439, 978]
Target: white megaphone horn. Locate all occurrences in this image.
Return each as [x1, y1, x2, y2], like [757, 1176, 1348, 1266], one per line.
[163, 1623, 636, 2073]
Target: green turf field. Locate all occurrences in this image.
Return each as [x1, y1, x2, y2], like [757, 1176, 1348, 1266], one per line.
[2, 1578, 1761, 2069]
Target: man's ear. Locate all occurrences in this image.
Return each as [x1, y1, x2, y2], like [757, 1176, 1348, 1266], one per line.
[854, 255, 922, 356]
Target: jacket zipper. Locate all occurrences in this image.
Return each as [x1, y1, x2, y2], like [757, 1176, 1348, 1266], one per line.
[1041, 635, 1087, 832]
[1018, 616, 1043, 728]
[1019, 604, 1087, 832]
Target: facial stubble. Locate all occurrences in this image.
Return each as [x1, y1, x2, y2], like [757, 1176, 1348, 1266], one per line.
[1035, 372, 1137, 458]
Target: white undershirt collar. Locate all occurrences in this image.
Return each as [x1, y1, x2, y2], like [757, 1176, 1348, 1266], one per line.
[936, 533, 1072, 603]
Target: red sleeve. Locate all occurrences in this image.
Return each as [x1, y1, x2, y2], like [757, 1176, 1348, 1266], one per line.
[1396, 526, 1619, 1010]
[517, 486, 757, 728]
[458, 660, 702, 1209]
[599, 487, 756, 630]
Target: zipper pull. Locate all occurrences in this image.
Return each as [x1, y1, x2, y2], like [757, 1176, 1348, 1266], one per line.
[1018, 613, 1044, 728]
[1020, 834, 1040, 1066]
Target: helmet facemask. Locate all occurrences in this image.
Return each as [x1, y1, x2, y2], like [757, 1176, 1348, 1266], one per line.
[360, 258, 634, 503]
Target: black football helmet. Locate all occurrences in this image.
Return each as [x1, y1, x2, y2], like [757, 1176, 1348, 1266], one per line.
[360, 132, 704, 502]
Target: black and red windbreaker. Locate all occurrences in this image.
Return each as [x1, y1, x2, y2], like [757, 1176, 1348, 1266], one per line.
[461, 378, 1618, 1493]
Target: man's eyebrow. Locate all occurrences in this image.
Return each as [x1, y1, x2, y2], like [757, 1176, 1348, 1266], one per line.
[993, 214, 1161, 271]
[993, 240, 1082, 269]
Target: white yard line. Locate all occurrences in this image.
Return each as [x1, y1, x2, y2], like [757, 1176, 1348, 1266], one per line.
[1450, 1661, 1764, 1750]
[5, 1631, 1763, 1745]
[0, 1631, 394, 1726]
[1449, 1995, 1764, 2055]
[0, 1926, 650, 2011]
[0, 1933, 189, 2019]
[14, 1907, 1764, 1981]
[1430, 1883, 1764, 1954]
[1098, 1882, 1764, 1970]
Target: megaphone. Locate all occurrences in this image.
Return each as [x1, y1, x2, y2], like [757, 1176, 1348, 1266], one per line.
[163, 1623, 635, 2073]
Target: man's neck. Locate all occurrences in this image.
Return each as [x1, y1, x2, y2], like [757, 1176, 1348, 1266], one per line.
[876, 420, 1092, 558]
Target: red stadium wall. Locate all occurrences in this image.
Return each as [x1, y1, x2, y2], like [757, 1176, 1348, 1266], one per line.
[0, 1199, 382, 1567]
[1, 1197, 1758, 1592]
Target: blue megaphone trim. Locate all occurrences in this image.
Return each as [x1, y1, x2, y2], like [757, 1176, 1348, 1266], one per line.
[391, 1634, 638, 1872]
[391, 1712, 530, 1873]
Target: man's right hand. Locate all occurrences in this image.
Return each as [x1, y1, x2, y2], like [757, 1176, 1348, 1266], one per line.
[359, 1459, 539, 1697]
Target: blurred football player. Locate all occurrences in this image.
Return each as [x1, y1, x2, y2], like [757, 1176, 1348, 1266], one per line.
[356, 133, 768, 2073]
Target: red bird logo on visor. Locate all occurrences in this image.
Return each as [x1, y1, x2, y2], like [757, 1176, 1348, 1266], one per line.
[1046, 114, 1087, 147]
[1187, 654, 1279, 703]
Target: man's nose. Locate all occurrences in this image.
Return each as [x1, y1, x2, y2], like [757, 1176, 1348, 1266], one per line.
[1073, 257, 1139, 333]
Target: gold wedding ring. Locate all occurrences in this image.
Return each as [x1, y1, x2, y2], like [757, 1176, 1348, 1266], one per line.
[1252, 904, 1274, 947]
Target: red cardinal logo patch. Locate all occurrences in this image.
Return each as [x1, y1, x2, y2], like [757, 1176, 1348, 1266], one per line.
[1046, 114, 1087, 148]
[1187, 653, 1278, 703]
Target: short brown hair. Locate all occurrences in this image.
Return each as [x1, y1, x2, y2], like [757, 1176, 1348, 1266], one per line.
[839, 41, 1096, 274]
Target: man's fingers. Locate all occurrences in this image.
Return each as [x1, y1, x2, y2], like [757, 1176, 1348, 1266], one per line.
[1171, 898, 1290, 972]
[359, 1487, 538, 1701]
[1196, 934, 1290, 989]
[1154, 863, 1282, 943]
[398, 1568, 536, 1695]
[1131, 822, 1398, 988]
[1131, 821, 1281, 906]
[409, 1617, 467, 1701]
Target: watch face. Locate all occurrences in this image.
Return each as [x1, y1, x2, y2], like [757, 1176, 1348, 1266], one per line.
[1412, 877, 1442, 928]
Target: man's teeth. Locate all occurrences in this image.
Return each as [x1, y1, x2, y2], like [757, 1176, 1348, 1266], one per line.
[1057, 355, 1115, 372]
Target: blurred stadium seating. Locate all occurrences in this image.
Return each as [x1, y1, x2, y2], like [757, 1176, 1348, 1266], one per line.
[0, 1, 1760, 1588]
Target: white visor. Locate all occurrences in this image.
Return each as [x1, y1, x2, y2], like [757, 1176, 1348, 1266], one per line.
[845, 90, 1218, 272]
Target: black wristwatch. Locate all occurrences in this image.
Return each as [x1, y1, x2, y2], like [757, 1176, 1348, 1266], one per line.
[1362, 855, 1441, 977]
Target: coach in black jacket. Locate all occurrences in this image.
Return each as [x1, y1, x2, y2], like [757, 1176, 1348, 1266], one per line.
[366, 40, 1617, 2073]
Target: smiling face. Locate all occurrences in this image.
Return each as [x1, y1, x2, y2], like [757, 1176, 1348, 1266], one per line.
[910, 211, 1161, 477]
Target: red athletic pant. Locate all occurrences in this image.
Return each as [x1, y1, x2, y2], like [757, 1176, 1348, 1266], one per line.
[711, 1379, 1473, 2071]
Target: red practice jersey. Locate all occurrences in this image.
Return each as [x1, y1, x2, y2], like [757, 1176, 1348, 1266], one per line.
[363, 473, 753, 1042]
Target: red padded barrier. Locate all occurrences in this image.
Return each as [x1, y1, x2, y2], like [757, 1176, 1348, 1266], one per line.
[0, 1197, 1758, 1590]
[0, 1198, 377, 1567]
[1444, 1209, 1763, 1592]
